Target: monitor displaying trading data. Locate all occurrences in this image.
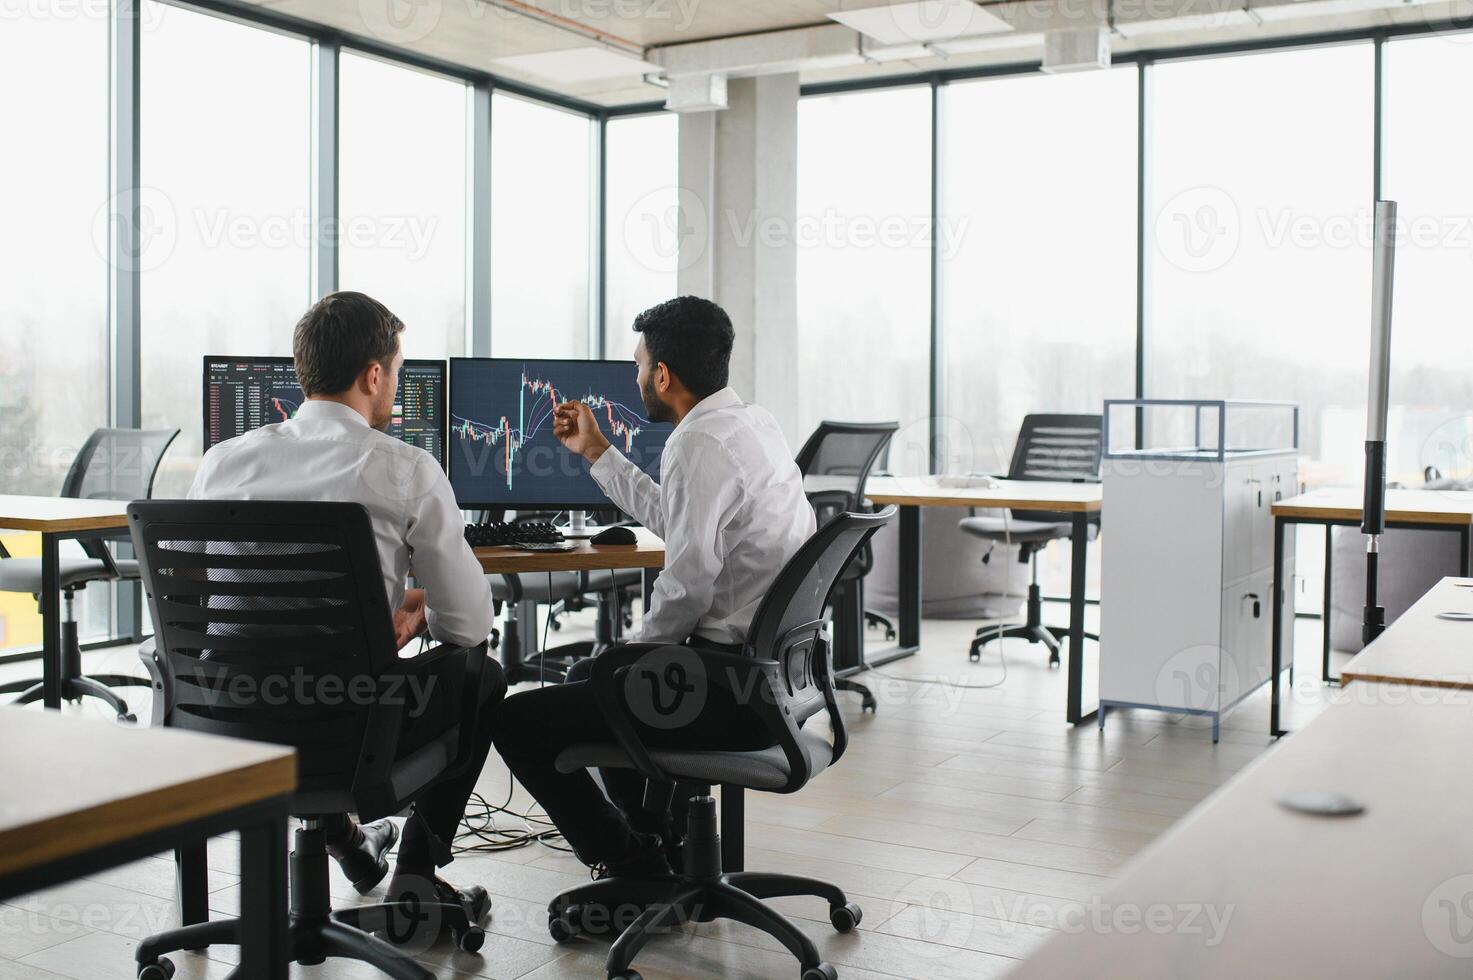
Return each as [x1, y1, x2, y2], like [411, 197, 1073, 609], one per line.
[202, 356, 447, 466]
[448, 358, 673, 509]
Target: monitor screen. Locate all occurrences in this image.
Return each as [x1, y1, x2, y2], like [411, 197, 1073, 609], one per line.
[448, 357, 673, 509]
[202, 356, 447, 466]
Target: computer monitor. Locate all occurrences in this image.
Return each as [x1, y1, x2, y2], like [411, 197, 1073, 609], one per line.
[447, 357, 673, 510]
[202, 355, 447, 466]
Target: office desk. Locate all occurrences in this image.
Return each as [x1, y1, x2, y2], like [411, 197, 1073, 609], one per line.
[1340, 576, 1473, 690]
[1269, 488, 1473, 735]
[0, 706, 296, 979]
[808, 476, 1104, 724]
[472, 529, 665, 682]
[0, 495, 132, 709]
[1007, 691, 1473, 979]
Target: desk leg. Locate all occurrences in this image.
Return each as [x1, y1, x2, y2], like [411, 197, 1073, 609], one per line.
[720, 784, 744, 874]
[1271, 516, 1286, 738]
[1322, 524, 1333, 685]
[175, 842, 209, 930]
[40, 533, 61, 709]
[1066, 513, 1094, 725]
[897, 506, 921, 650]
[237, 811, 288, 980]
[1461, 526, 1471, 578]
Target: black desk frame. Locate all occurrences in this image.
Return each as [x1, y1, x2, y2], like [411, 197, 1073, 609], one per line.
[1269, 513, 1472, 737]
[0, 797, 290, 980]
[833, 505, 1097, 725]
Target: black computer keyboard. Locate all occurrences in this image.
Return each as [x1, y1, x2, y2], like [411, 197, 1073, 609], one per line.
[463, 520, 567, 548]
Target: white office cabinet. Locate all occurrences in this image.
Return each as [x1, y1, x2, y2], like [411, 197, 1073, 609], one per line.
[1098, 401, 1298, 741]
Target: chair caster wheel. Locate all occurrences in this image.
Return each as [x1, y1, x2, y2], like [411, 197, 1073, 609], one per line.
[138, 958, 174, 980]
[861, 698, 877, 714]
[609, 972, 643, 980]
[802, 964, 838, 980]
[119, 713, 137, 724]
[452, 923, 485, 953]
[830, 902, 862, 933]
[884, 629, 896, 641]
[549, 904, 582, 943]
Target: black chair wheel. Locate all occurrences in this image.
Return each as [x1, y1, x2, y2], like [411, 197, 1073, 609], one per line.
[861, 698, 877, 714]
[802, 964, 838, 980]
[119, 713, 137, 724]
[830, 902, 862, 933]
[138, 959, 174, 980]
[549, 619, 562, 631]
[452, 923, 485, 953]
[610, 972, 643, 980]
[549, 904, 582, 943]
[884, 628, 896, 641]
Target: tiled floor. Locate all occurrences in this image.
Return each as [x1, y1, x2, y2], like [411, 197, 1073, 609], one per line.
[0, 604, 1339, 980]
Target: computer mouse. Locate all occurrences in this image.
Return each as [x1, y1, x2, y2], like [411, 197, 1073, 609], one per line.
[591, 525, 638, 545]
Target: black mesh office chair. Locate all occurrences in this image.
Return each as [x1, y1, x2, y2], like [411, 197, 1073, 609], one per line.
[795, 421, 898, 713]
[127, 500, 494, 980]
[0, 427, 178, 719]
[544, 506, 895, 980]
[961, 414, 1103, 665]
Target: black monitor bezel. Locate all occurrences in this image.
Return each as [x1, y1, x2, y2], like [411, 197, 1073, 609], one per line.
[200, 354, 448, 470]
[447, 355, 666, 512]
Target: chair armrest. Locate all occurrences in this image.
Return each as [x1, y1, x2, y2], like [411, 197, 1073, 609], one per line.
[137, 637, 168, 727]
[587, 644, 792, 785]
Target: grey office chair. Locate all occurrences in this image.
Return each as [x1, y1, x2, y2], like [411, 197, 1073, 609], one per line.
[129, 500, 496, 980]
[543, 506, 896, 980]
[796, 420, 898, 713]
[0, 427, 178, 719]
[961, 414, 1102, 666]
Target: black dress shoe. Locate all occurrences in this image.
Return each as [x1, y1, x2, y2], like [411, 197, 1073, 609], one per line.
[328, 818, 399, 895]
[382, 872, 491, 947]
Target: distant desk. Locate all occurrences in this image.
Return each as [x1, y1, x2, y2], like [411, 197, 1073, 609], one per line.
[1008, 692, 1473, 979]
[0, 495, 132, 710]
[1341, 576, 1473, 690]
[471, 529, 665, 682]
[0, 707, 296, 979]
[1268, 488, 1473, 736]
[807, 475, 1104, 724]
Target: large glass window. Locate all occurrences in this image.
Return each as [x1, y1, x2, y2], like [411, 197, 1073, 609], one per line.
[797, 86, 933, 474]
[340, 52, 469, 359]
[491, 93, 595, 358]
[1146, 44, 1375, 483]
[139, 2, 313, 497]
[939, 66, 1138, 474]
[1382, 35, 1473, 482]
[604, 112, 678, 360]
[0, 11, 112, 651]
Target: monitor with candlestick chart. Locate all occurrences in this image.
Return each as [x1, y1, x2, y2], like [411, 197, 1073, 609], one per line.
[202, 355, 447, 466]
[447, 357, 673, 509]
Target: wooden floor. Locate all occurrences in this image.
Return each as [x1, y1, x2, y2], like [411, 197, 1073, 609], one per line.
[0, 605, 1339, 980]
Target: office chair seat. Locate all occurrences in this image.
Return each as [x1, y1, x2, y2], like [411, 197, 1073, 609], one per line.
[958, 515, 1077, 545]
[489, 570, 582, 604]
[556, 724, 835, 792]
[0, 557, 138, 593]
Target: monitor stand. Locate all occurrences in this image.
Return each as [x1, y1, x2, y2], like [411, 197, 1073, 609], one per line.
[560, 510, 605, 539]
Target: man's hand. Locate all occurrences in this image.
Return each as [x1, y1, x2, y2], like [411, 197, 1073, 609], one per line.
[394, 588, 428, 648]
[553, 401, 611, 463]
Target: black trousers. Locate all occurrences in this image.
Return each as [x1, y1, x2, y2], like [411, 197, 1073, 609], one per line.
[492, 645, 771, 867]
[326, 648, 507, 872]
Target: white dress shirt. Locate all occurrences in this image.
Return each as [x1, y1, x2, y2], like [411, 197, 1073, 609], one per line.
[188, 399, 496, 648]
[590, 386, 815, 646]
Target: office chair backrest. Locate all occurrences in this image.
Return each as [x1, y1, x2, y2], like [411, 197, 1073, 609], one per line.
[62, 427, 179, 558]
[743, 506, 897, 771]
[1006, 414, 1102, 525]
[129, 500, 401, 796]
[796, 421, 898, 579]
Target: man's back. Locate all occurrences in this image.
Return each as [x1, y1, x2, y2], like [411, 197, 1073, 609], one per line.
[190, 399, 493, 647]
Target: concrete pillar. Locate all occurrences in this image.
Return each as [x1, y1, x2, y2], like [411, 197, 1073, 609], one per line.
[675, 74, 801, 446]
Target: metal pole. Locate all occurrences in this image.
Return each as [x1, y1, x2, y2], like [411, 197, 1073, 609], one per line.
[1362, 199, 1396, 646]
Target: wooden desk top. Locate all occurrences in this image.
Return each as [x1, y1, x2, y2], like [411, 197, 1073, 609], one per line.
[0, 707, 296, 880]
[806, 475, 1103, 512]
[474, 526, 665, 574]
[1272, 487, 1473, 526]
[1341, 577, 1473, 690]
[1009, 692, 1473, 979]
[0, 495, 131, 533]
